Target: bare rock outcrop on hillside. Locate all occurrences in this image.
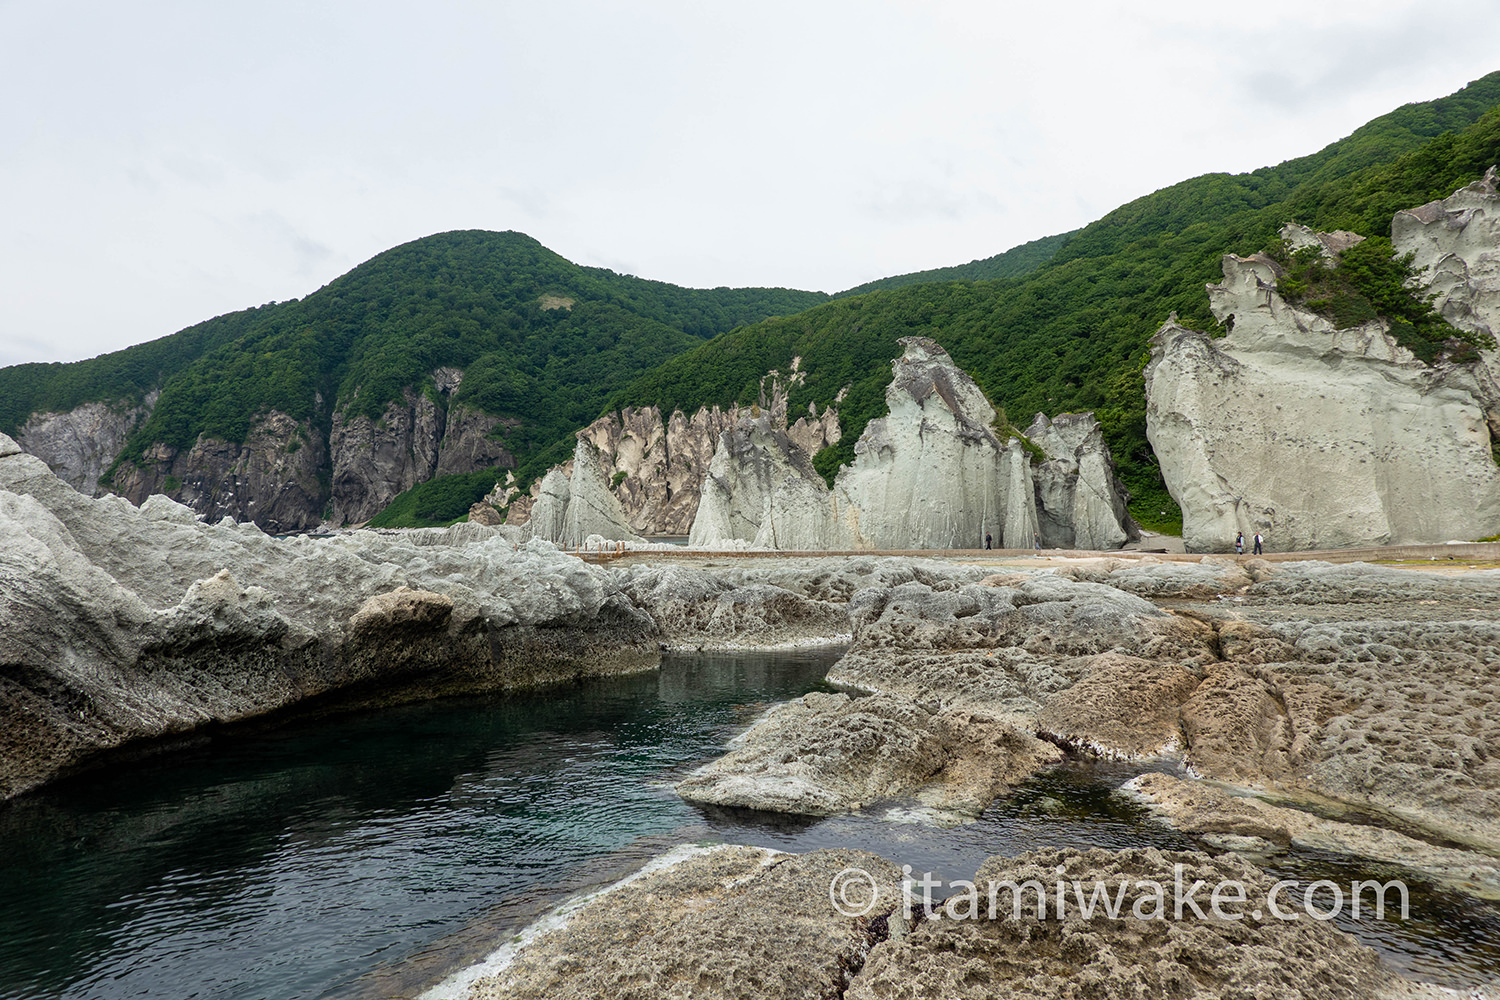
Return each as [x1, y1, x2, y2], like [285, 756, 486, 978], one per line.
[112, 409, 329, 534]
[687, 338, 1136, 551]
[1146, 176, 1500, 552]
[15, 395, 156, 497]
[529, 367, 841, 537]
[0, 431, 657, 801]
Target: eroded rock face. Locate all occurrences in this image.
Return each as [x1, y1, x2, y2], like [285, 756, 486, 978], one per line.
[459, 846, 905, 1000]
[112, 409, 328, 533]
[15, 395, 155, 497]
[1393, 166, 1500, 347]
[1120, 773, 1500, 899]
[457, 845, 1411, 1000]
[1027, 412, 1137, 550]
[675, 691, 1060, 817]
[0, 431, 658, 800]
[570, 371, 841, 537]
[849, 848, 1402, 1000]
[1147, 179, 1500, 552]
[686, 339, 1135, 551]
[610, 564, 850, 649]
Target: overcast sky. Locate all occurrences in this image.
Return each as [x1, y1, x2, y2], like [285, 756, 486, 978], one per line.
[2, 0, 1498, 369]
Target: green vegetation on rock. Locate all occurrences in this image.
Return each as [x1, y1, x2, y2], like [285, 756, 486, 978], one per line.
[602, 73, 1500, 528]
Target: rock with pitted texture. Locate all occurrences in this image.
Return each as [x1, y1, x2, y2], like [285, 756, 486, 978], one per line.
[0, 431, 658, 800]
[675, 691, 1060, 817]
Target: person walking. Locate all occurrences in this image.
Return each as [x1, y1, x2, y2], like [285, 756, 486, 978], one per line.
[1033, 532, 1040, 551]
[985, 532, 992, 550]
[1253, 531, 1264, 555]
[1235, 531, 1245, 555]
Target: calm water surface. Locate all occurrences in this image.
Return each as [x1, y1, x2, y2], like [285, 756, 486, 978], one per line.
[1, 648, 1494, 998]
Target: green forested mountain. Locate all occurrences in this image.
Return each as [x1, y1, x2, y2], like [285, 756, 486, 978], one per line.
[0, 231, 829, 487]
[839, 231, 1079, 295]
[604, 73, 1500, 532]
[5, 72, 1498, 533]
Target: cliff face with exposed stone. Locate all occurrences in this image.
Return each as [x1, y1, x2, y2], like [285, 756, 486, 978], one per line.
[687, 338, 1137, 551]
[14, 394, 157, 498]
[1146, 173, 1500, 552]
[20, 365, 517, 532]
[506, 367, 841, 538]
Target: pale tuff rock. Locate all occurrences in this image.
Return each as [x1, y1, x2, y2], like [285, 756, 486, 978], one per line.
[687, 338, 1133, 551]
[687, 413, 829, 547]
[525, 440, 642, 547]
[574, 371, 840, 536]
[610, 564, 850, 649]
[1146, 258, 1500, 552]
[1027, 412, 1138, 549]
[1120, 772, 1500, 900]
[674, 691, 1060, 817]
[1392, 165, 1500, 345]
[1148, 176, 1500, 552]
[1279, 220, 1366, 260]
[0, 430, 658, 799]
[467, 501, 504, 526]
[16, 395, 155, 497]
[463, 846, 905, 1000]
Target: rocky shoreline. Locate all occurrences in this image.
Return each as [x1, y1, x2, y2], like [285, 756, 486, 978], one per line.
[5, 431, 1500, 995]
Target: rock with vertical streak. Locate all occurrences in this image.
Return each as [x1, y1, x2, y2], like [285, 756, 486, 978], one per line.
[685, 337, 1134, 550]
[557, 440, 642, 547]
[1027, 412, 1137, 550]
[1146, 185, 1500, 551]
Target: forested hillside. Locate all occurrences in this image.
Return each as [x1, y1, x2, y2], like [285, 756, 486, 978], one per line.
[0, 232, 827, 487]
[839, 231, 1078, 295]
[604, 73, 1500, 531]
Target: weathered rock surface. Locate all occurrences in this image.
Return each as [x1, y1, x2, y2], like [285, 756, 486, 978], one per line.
[1027, 412, 1137, 550]
[576, 368, 840, 537]
[525, 440, 642, 547]
[456, 844, 1423, 1000]
[610, 564, 850, 649]
[675, 691, 1060, 817]
[1121, 772, 1500, 899]
[29, 366, 519, 532]
[1147, 179, 1500, 552]
[459, 846, 903, 1000]
[15, 396, 155, 497]
[1393, 165, 1500, 348]
[0, 431, 657, 800]
[849, 847, 1412, 1000]
[112, 409, 329, 533]
[687, 338, 1136, 551]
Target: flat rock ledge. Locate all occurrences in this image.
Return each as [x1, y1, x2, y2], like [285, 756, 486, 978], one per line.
[674, 692, 1061, 818]
[1120, 773, 1500, 901]
[454, 845, 1430, 1000]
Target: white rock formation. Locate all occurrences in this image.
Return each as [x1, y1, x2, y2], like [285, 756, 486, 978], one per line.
[1392, 165, 1500, 346]
[1146, 235, 1500, 550]
[1027, 412, 1135, 549]
[523, 440, 642, 547]
[567, 368, 840, 536]
[687, 338, 1134, 550]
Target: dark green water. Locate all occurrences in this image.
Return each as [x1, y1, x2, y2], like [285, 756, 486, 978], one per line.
[0, 649, 1495, 998]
